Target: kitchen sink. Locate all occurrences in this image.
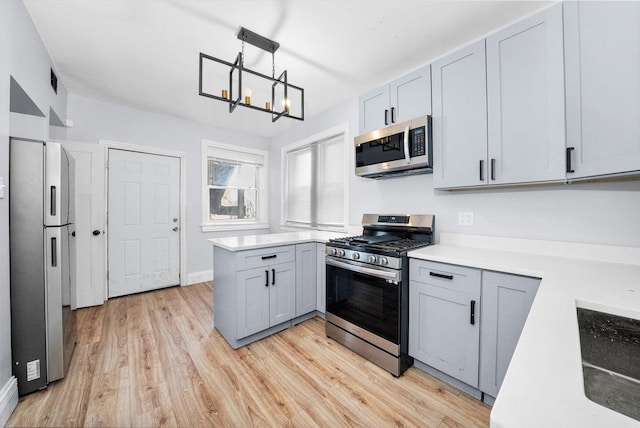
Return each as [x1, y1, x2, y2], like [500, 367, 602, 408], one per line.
[577, 307, 640, 422]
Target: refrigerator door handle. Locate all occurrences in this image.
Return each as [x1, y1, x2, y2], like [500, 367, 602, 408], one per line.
[51, 237, 57, 267]
[50, 186, 56, 216]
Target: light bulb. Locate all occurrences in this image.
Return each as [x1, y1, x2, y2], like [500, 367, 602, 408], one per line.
[284, 98, 291, 114]
[244, 88, 252, 105]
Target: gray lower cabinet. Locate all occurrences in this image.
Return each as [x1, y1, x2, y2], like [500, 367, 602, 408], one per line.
[409, 260, 482, 388]
[295, 243, 317, 317]
[214, 244, 298, 348]
[315, 243, 326, 314]
[409, 259, 540, 401]
[479, 271, 540, 399]
[236, 261, 295, 339]
[564, 1, 640, 179]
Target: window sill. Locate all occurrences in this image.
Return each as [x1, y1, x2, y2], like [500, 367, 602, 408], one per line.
[280, 224, 347, 233]
[201, 222, 270, 233]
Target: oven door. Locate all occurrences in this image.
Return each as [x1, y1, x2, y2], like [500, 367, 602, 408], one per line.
[325, 256, 402, 347]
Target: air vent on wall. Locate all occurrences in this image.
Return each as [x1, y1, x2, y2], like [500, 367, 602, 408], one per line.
[50, 68, 57, 94]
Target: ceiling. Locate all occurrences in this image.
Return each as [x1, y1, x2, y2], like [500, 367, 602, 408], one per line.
[23, 0, 552, 138]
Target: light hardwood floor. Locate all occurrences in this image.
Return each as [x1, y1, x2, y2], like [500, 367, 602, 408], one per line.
[7, 282, 490, 427]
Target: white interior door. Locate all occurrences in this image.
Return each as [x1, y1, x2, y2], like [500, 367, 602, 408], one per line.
[108, 149, 180, 297]
[61, 141, 106, 308]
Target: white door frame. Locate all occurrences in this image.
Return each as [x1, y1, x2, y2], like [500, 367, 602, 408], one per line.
[101, 139, 187, 296]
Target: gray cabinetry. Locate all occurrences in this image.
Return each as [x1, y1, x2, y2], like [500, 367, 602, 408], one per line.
[359, 65, 431, 134]
[409, 260, 481, 387]
[479, 272, 540, 401]
[316, 243, 326, 314]
[214, 245, 296, 348]
[432, 40, 488, 188]
[433, 4, 565, 189]
[564, 1, 640, 179]
[486, 3, 565, 185]
[295, 243, 317, 317]
[236, 261, 295, 338]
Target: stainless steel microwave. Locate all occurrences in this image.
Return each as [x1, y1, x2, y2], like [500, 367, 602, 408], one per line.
[354, 116, 432, 179]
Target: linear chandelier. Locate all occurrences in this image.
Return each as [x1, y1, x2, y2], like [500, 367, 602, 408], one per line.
[199, 26, 304, 122]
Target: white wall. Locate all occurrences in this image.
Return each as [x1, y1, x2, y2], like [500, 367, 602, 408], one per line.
[269, 98, 640, 248]
[66, 94, 271, 277]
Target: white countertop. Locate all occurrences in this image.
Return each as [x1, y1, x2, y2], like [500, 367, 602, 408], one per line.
[208, 231, 351, 251]
[408, 233, 640, 428]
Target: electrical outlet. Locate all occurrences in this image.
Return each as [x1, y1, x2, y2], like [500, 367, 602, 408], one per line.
[458, 212, 474, 226]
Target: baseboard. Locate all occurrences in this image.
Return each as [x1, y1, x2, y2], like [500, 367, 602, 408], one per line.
[0, 376, 18, 427]
[186, 270, 213, 285]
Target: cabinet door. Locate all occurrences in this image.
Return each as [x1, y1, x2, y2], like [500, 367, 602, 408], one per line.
[486, 3, 565, 184]
[390, 65, 432, 124]
[565, 1, 640, 179]
[236, 267, 271, 339]
[409, 260, 481, 387]
[479, 271, 540, 398]
[270, 261, 296, 326]
[295, 243, 317, 317]
[432, 40, 488, 189]
[316, 243, 326, 313]
[359, 85, 390, 134]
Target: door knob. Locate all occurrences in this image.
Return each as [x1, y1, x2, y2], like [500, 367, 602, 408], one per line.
[172, 227, 179, 232]
[173, 218, 178, 223]
[92, 230, 101, 236]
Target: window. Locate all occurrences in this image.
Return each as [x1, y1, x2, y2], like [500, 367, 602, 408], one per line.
[202, 140, 268, 231]
[282, 126, 347, 231]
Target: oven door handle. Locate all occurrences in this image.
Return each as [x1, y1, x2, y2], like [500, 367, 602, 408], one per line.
[326, 257, 400, 283]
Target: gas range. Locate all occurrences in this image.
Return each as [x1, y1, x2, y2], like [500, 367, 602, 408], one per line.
[325, 214, 435, 377]
[326, 214, 434, 269]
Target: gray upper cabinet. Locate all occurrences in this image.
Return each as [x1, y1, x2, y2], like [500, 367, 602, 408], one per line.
[433, 4, 565, 189]
[433, 40, 488, 189]
[564, 1, 640, 179]
[359, 65, 431, 134]
[486, 3, 566, 185]
[295, 243, 317, 317]
[479, 272, 540, 400]
[409, 260, 482, 388]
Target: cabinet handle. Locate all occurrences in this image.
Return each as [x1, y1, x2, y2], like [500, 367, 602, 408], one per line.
[265, 270, 269, 287]
[479, 160, 485, 181]
[566, 147, 575, 173]
[384, 109, 389, 126]
[429, 272, 453, 280]
[271, 268, 275, 285]
[470, 300, 476, 325]
[261, 254, 277, 260]
[490, 158, 496, 181]
[391, 107, 396, 123]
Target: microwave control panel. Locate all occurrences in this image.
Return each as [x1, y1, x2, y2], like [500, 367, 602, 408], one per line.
[411, 126, 426, 156]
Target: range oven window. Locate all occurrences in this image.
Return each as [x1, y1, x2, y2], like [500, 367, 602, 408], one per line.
[326, 263, 400, 344]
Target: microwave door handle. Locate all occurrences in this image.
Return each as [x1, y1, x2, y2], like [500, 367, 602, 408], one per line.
[326, 257, 400, 283]
[403, 124, 411, 164]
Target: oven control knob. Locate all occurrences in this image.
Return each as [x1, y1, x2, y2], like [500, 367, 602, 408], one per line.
[330, 248, 337, 256]
[368, 255, 377, 264]
[352, 252, 360, 260]
[379, 257, 388, 266]
[338, 249, 346, 257]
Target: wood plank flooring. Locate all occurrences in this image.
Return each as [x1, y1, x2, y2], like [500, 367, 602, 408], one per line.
[7, 282, 490, 427]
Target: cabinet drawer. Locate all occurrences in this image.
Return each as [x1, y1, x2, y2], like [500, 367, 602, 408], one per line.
[410, 259, 481, 293]
[236, 245, 295, 271]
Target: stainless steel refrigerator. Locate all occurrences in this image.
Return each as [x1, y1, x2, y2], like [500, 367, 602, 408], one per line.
[9, 138, 77, 395]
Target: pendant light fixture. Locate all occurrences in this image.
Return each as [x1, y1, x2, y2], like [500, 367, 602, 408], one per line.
[199, 26, 304, 122]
